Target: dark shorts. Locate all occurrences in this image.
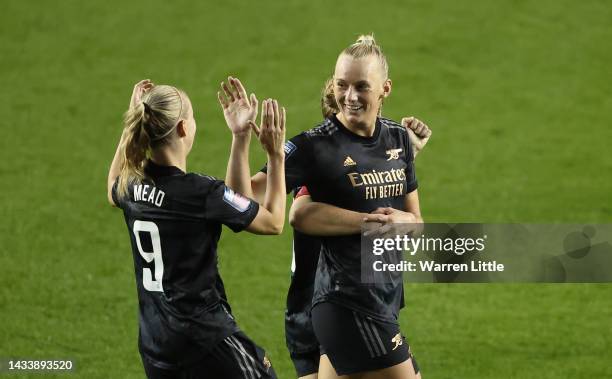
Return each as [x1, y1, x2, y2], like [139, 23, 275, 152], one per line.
[142, 331, 277, 379]
[289, 349, 320, 377]
[311, 302, 419, 376]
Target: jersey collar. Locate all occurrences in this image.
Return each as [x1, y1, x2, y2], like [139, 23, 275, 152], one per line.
[331, 113, 381, 144]
[145, 160, 185, 177]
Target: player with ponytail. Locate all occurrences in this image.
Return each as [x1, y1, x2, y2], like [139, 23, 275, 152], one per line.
[219, 35, 430, 378]
[286, 35, 425, 379]
[285, 72, 431, 378]
[107, 78, 286, 379]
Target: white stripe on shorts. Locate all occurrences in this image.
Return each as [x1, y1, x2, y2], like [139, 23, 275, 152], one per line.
[224, 336, 256, 379]
[231, 335, 261, 379]
[353, 311, 377, 358]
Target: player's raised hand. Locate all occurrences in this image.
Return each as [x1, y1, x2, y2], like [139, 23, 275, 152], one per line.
[218, 76, 258, 137]
[130, 79, 154, 109]
[402, 117, 432, 157]
[257, 99, 286, 157]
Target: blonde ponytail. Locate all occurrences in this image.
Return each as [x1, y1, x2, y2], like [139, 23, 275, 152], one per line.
[321, 78, 338, 118]
[116, 85, 188, 198]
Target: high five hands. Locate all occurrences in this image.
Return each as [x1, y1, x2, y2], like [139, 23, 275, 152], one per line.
[256, 99, 286, 158]
[218, 76, 286, 156]
[218, 77, 259, 137]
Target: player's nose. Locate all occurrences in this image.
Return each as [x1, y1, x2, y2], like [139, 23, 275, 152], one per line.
[346, 86, 358, 102]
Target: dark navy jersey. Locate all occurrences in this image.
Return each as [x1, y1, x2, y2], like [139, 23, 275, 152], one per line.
[285, 228, 321, 354]
[112, 161, 259, 369]
[284, 217, 406, 355]
[267, 115, 417, 323]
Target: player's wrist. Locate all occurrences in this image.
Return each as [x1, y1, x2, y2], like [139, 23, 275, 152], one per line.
[266, 150, 285, 160]
[232, 131, 252, 143]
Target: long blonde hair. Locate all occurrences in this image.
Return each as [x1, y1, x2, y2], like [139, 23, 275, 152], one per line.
[116, 85, 188, 198]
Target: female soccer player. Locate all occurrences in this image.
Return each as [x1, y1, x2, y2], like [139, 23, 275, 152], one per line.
[288, 35, 423, 379]
[285, 80, 431, 379]
[107, 79, 286, 379]
[226, 36, 426, 378]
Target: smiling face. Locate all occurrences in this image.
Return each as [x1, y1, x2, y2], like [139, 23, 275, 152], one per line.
[333, 53, 391, 133]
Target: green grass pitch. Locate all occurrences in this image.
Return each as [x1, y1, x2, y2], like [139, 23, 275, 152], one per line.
[1, 0, 611, 378]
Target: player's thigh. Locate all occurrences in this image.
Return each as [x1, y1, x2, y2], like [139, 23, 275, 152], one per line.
[355, 358, 418, 379]
[316, 353, 420, 379]
[317, 354, 346, 379]
[291, 349, 320, 378]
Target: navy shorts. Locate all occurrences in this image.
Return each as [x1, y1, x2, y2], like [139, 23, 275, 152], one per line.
[142, 331, 277, 379]
[312, 302, 419, 376]
[289, 349, 320, 377]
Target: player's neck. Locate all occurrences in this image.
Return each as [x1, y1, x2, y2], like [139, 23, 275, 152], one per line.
[337, 113, 376, 137]
[150, 147, 187, 173]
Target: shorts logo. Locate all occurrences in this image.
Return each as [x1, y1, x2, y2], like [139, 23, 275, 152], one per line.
[343, 156, 357, 166]
[391, 333, 403, 351]
[263, 355, 272, 372]
[223, 187, 251, 212]
[284, 141, 297, 158]
[386, 148, 403, 160]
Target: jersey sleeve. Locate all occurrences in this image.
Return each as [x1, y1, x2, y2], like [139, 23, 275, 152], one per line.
[203, 179, 260, 233]
[260, 132, 312, 193]
[403, 131, 418, 193]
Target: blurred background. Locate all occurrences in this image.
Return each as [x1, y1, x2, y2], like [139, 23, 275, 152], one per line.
[1, 0, 611, 377]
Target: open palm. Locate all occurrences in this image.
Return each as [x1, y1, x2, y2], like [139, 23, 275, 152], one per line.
[218, 77, 258, 136]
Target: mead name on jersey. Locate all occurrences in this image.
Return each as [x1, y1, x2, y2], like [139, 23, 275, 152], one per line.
[347, 168, 406, 200]
[133, 184, 166, 207]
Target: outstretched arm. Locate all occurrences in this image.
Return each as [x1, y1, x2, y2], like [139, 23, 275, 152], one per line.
[218, 77, 259, 199]
[245, 99, 287, 234]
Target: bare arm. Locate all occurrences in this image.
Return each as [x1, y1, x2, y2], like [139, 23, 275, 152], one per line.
[218, 77, 259, 199]
[225, 135, 254, 198]
[245, 99, 287, 234]
[107, 142, 122, 206]
[289, 195, 368, 236]
[249, 172, 268, 205]
[362, 190, 423, 236]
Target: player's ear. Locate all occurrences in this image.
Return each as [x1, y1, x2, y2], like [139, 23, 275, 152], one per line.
[382, 78, 392, 98]
[176, 120, 187, 138]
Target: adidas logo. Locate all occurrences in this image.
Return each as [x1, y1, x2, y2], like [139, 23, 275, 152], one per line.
[343, 156, 356, 166]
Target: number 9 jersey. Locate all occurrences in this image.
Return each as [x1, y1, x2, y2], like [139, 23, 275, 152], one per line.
[111, 161, 260, 370]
